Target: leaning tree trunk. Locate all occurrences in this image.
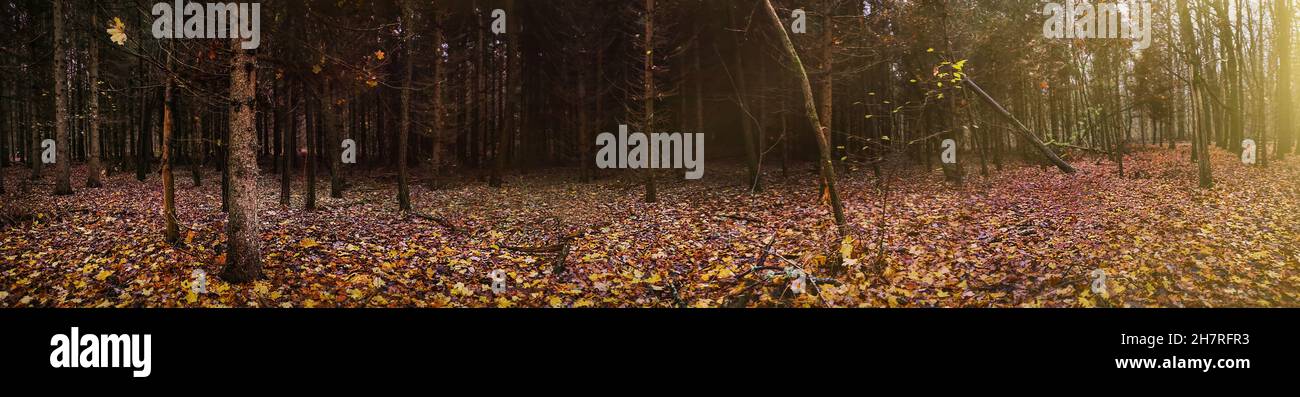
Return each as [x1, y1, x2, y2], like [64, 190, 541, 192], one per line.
[760, 0, 846, 237]
[52, 0, 71, 196]
[222, 40, 262, 283]
[963, 78, 1076, 174]
[86, 12, 103, 188]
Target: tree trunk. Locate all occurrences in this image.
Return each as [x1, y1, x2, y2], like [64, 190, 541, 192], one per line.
[760, 0, 846, 238]
[643, 0, 657, 203]
[86, 12, 103, 188]
[490, 0, 518, 188]
[279, 81, 291, 206]
[730, 6, 760, 192]
[964, 78, 1076, 174]
[304, 82, 317, 211]
[325, 78, 343, 198]
[161, 80, 178, 243]
[1179, 0, 1214, 188]
[1275, 0, 1294, 159]
[52, 0, 71, 195]
[397, 0, 414, 211]
[429, 8, 445, 188]
[221, 40, 262, 283]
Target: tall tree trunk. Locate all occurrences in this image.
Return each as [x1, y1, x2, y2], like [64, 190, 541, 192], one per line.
[52, 0, 71, 195]
[279, 81, 291, 206]
[304, 83, 317, 211]
[578, 64, 591, 183]
[192, 111, 202, 186]
[161, 80, 178, 243]
[397, 0, 414, 210]
[86, 12, 102, 188]
[1275, 0, 1295, 159]
[730, 6, 760, 192]
[490, 0, 518, 188]
[429, 8, 445, 188]
[221, 40, 262, 283]
[1179, 0, 1214, 188]
[760, 0, 846, 238]
[325, 78, 343, 198]
[643, 0, 657, 203]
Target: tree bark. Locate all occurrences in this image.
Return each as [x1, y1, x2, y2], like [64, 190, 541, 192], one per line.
[1275, 0, 1294, 158]
[490, 0, 518, 188]
[643, 0, 657, 203]
[325, 78, 343, 198]
[279, 81, 291, 206]
[1179, 0, 1214, 188]
[52, 0, 71, 195]
[86, 12, 102, 188]
[161, 80, 178, 243]
[397, 0, 414, 211]
[429, 8, 445, 188]
[221, 40, 262, 283]
[304, 82, 317, 211]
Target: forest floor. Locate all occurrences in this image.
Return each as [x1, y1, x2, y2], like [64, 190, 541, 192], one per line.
[2, 144, 1298, 308]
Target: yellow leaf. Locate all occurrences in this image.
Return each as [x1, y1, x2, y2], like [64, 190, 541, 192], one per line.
[94, 270, 113, 281]
[548, 296, 563, 307]
[299, 238, 319, 249]
[185, 291, 198, 304]
[839, 235, 855, 259]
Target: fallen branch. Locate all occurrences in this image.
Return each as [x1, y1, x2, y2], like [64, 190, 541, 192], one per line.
[410, 211, 464, 234]
[716, 213, 764, 224]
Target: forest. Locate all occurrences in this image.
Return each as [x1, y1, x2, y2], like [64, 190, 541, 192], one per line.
[0, 0, 1297, 308]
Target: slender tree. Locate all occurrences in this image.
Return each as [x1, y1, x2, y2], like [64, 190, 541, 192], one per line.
[760, 0, 846, 237]
[86, 12, 102, 188]
[643, 0, 657, 203]
[52, 0, 71, 196]
[161, 79, 178, 243]
[1275, 0, 1294, 158]
[397, 0, 414, 211]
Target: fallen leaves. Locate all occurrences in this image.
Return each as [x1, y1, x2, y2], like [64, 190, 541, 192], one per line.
[1, 146, 1298, 308]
